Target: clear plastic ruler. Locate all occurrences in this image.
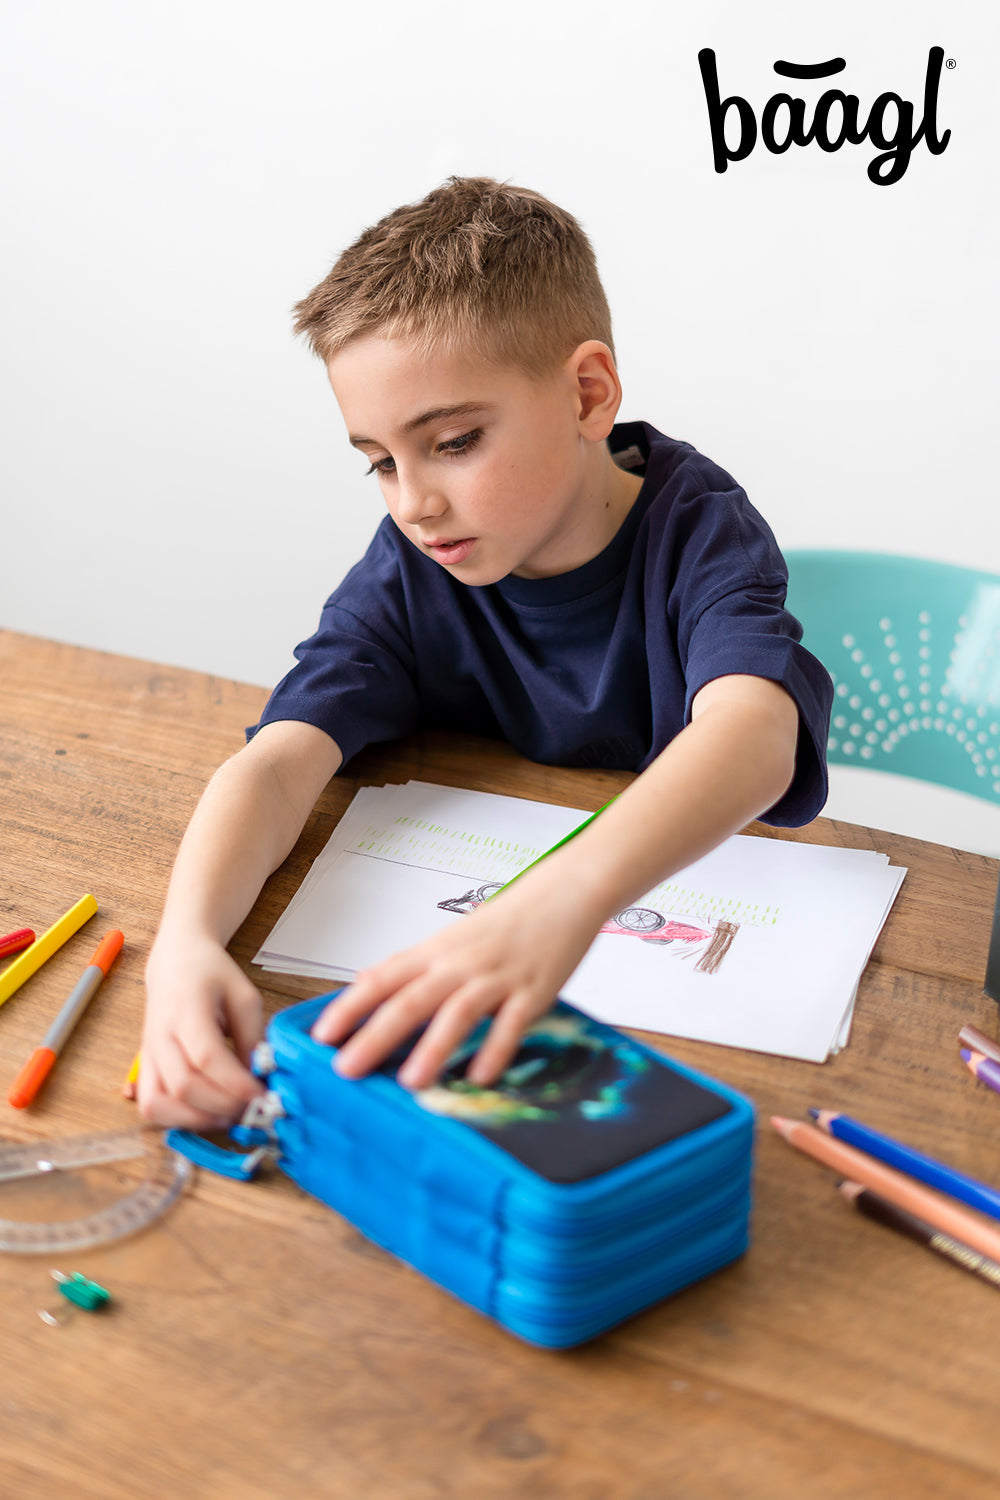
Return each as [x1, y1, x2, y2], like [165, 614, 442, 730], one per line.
[0, 1129, 193, 1253]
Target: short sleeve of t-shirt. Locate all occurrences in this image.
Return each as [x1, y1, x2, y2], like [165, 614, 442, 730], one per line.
[636, 437, 831, 825]
[251, 526, 422, 766]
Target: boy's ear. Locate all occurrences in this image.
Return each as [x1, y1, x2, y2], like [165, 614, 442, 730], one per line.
[565, 341, 623, 440]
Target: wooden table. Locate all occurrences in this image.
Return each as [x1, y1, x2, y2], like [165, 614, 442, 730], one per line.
[2, 629, 999, 1500]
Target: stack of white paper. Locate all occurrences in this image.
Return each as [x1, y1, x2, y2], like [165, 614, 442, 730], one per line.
[255, 781, 906, 1064]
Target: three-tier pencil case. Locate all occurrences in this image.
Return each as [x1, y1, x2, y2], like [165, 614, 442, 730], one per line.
[168, 993, 754, 1348]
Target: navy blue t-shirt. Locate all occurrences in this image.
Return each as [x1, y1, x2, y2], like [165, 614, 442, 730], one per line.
[253, 422, 833, 826]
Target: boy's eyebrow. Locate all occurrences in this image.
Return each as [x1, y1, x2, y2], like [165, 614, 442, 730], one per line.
[349, 402, 494, 447]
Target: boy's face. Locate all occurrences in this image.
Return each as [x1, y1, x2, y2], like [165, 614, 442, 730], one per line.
[327, 333, 629, 584]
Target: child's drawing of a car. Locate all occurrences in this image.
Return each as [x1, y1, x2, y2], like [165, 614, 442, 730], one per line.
[436, 883, 711, 947]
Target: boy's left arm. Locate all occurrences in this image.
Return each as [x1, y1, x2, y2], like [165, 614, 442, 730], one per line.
[311, 674, 800, 1087]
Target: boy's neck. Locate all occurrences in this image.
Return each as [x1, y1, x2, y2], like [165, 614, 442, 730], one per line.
[608, 448, 645, 518]
[602, 455, 644, 537]
[510, 439, 643, 581]
[580, 439, 645, 564]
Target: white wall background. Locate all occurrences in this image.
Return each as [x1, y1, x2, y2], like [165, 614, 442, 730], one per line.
[3, 1, 998, 853]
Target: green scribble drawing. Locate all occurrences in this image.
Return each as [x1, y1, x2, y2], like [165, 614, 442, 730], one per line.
[644, 879, 781, 930]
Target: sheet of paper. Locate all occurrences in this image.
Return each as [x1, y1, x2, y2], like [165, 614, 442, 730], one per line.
[255, 781, 906, 1064]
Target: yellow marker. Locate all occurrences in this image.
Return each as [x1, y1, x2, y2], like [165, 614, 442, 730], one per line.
[0, 895, 98, 1008]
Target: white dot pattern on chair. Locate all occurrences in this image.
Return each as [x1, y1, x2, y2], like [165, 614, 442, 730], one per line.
[826, 590, 1000, 799]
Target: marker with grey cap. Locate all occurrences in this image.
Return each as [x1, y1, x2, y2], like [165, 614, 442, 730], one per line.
[8, 930, 124, 1108]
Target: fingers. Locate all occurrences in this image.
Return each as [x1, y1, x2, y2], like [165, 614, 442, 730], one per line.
[312, 954, 505, 1086]
[223, 985, 265, 1069]
[330, 965, 477, 1080]
[137, 1063, 234, 1132]
[310, 953, 421, 1046]
[319, 964, 546, 1092]
[463, 999, 539, 1087]
[394, 975, 508, 1089]
[138, 1026, 264, 1128]
[139, 965, 265, 1128]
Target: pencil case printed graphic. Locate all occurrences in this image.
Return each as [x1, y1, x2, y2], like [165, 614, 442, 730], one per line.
[168, 996, 754, 1347]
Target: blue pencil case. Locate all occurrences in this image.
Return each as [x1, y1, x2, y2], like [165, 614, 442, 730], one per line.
[169, 994, 754, 1348]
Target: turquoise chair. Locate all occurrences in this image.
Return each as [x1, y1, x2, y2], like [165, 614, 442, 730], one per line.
[783, 550, 1000, 1000]
[784, 550, 1000, 805]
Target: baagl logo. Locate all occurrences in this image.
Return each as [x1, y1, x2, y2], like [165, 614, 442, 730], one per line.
[698, 47, 952, 185]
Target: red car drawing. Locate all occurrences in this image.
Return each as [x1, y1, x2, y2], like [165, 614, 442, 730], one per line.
[436, 884, 711, 947]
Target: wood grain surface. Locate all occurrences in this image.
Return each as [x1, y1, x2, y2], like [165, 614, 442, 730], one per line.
[2, 628, 999, 1499]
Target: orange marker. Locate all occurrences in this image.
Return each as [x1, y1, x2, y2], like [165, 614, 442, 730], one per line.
[8, 930, 124, 1108]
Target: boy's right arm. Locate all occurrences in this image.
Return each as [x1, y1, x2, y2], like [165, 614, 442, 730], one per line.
[140, 720, 343, 1128]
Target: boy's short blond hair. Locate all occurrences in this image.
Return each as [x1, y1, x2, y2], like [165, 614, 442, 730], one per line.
[293, 176, 614, 377]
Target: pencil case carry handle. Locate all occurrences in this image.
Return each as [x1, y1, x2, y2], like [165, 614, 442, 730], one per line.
[165, 1129, 277, 1180]
[165, 1087, 287, 1179]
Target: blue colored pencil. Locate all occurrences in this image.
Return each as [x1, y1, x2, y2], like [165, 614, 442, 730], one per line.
[810, 1109, 1000, 1224]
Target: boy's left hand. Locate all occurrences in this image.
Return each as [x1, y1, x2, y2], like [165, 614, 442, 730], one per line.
[309, 863, 598, 1089]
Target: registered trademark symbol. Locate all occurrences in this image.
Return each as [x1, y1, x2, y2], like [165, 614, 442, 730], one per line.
[946, 57, 956, 69]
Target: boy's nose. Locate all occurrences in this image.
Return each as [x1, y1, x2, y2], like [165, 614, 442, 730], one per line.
[394, 474, 447, 525]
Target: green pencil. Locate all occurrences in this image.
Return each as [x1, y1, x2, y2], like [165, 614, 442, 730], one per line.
[487, 799, 616, 898]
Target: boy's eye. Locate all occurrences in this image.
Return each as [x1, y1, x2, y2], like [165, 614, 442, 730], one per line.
[438, 429, 482, 457]
[363, 429, 481, 477]
[365, 455, 396, 477]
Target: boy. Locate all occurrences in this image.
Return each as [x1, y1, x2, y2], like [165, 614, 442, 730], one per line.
[140, 177, 832, 1129]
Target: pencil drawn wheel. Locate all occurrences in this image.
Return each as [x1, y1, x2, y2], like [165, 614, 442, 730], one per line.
[436, 882, 507, 915]
[615, 906, 666, 933]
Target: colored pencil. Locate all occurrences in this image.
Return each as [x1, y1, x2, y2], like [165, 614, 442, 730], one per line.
[770, 1116, 1000, 1264]
[123, 1049, 141, 1100]
[8, 930, 124, 1108]
[961, 1048, 1000, 1100]
[0, 895, 98, 1008]
[958, 1024, 1000, 1068]
[0, 928, 36, 961]
[488, 799, 615, 898]
[810, 1108, 1000, 1223]
[839, 1181, 1000, 1291]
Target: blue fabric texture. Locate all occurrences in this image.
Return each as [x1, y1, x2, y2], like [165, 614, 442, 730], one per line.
[253, 421, 833, 826]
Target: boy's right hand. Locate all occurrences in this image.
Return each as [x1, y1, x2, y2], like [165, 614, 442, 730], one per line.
[139, 935, 266, 1128]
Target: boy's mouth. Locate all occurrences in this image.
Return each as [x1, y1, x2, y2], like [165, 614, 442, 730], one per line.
[424, 537, 476, 566]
